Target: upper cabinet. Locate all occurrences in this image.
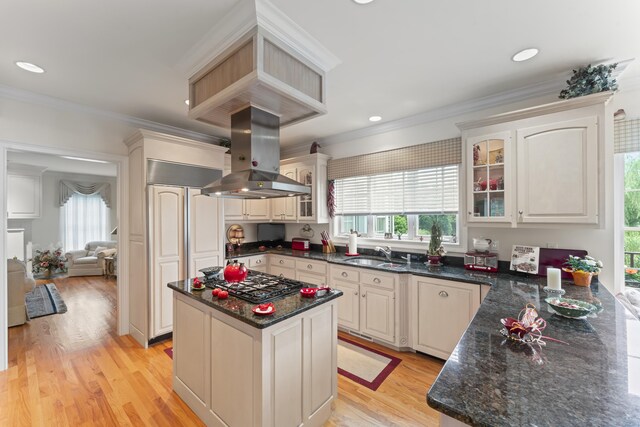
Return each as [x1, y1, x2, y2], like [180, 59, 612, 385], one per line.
[459, 92, 611, 227]
[7, 165, 45, 219]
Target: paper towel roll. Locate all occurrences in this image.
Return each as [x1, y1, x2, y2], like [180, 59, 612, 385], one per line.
[348, 233, 358, 255]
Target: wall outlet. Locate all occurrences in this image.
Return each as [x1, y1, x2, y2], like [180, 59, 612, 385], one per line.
[546, 242, 559, 249]
[490, 240, 499, 251]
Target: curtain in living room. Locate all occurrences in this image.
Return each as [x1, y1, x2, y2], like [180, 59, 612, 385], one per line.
[61, 193, 110, 251]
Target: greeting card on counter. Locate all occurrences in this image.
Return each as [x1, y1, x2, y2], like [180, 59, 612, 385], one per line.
[510, 245, 540, 274]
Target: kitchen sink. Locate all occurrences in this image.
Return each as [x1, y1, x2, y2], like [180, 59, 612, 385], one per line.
[344, 257, 406, 269]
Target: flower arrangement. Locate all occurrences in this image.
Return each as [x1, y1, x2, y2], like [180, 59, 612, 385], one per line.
[564, 255, 603, 274]
[31, 248, 67, 275]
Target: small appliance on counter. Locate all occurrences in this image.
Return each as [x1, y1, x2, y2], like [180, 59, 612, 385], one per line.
[464, 251, 499, 272]
[292, 237, 310, 251]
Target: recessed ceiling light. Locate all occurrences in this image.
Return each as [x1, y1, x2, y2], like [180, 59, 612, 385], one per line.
[512, 48, 539, 62]
[15, 61, 45, 73]
[185, 99, 190, 106]
[369, 115, 382, 122]
[353, 0, 374, 4]
[61, 156, 109, 164]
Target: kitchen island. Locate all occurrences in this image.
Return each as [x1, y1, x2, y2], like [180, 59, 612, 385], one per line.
[168, 273, 342, 427]
[427, 276, 640, 427]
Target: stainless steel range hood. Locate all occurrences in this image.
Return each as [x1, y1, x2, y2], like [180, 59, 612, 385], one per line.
[202, 106, 311, 199]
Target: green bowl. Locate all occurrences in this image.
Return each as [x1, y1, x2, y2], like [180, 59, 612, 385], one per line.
[545, 297, 596, 319]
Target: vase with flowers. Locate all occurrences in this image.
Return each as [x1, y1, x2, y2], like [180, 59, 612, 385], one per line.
[31, 247, 67, 278]
[563, 255, 603, 287]
[427, 221, 446, 266]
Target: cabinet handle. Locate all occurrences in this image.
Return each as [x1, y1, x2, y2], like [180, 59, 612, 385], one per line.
[373, 277, 381, 284]
[439, 290, 449, 298]
[341, 272, 348, 277]
[307, 264, 313, 269]
[468, 211, 472, 215]
[279, 260, 284, 264]
[354, 291, 358, 296]
[362, 293, 366, 298]
[519, 210, 523, 215]
[279, 273, 284, 278]
[256, 259, 262, 264]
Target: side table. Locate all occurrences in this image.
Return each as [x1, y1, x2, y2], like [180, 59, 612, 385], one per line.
[104, 256, 117, 279]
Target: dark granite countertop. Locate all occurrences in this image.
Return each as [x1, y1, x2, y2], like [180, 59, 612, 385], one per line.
[227, 248, 501, 286]
[427, 276, 640, 427]
[167, 275, 342, 329]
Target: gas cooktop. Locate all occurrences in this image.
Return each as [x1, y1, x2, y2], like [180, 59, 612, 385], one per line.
[203, 270, 304, 304]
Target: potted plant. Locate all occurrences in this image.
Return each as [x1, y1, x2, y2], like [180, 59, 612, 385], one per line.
[31, 247, 67, 278]
[563, 255, 603, 287]
[559, 63, 618, 99]
[427, 221, 446, 265]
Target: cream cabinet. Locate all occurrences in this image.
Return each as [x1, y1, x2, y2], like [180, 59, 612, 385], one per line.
[7, 166, 43, 219]
[330, 265, 397, 344]
[244, 254, 268, 273]
[269, 255, 296, 279]
[410, 277, 480, 360]
[276, 153, 330, 224]
[516, 116, 598, 224]
[224, 198, 271, 222]
[459, 92, 610, 227]
[296, 259, 328, 287]
[271, 167, 298, 221]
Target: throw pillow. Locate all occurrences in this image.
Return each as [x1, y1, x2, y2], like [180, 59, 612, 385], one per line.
[93, 246, 108, 257]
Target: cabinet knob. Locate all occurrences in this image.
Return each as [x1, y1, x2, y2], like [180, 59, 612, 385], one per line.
[362, 293, 366, 298]
[279, 260, 284, 264]
[354, 291, 358, 296]
[341, 271, 348, 277]
[468, 211, 472, 215]
[307, 264, 313, 269]
[519, 210, 523, 215]
[373, 277, 381, 284]
[256, 259, 262, 264]
[439, 290, 449, 298]
[279, 273, 284, 278]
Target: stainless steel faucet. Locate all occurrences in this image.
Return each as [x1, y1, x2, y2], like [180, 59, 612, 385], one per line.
[375, 246, 393, 261]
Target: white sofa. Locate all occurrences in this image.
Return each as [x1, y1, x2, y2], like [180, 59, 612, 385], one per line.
[8, 259, 36, 327]
[65, 241, 117, 277]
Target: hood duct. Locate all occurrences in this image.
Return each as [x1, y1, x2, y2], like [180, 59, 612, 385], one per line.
[201, 106, 311, 199]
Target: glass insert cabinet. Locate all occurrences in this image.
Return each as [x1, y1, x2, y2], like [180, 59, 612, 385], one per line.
[467, 131, 511, 222]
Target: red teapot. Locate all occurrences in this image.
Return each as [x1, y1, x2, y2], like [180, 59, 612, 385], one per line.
[224, 260, 248, 282]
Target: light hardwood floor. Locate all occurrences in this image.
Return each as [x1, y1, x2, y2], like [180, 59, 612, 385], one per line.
[1, 276, 444, 426]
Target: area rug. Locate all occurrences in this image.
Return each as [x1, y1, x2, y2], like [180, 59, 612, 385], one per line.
[164, 347, 173, 359]
[337, 336, 401, 391]
[25, 283, 67, 319]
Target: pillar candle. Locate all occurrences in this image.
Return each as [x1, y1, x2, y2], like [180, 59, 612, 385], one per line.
[547, 268, 561, 290]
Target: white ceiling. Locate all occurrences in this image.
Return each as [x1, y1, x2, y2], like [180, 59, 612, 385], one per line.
[1, 0, 639, 148]
[7, 151, 117, 177]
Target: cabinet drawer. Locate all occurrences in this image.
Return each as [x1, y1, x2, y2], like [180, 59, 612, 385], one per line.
[247, 255, 267, 268]
[360, 271, 395, 291]
[331, 266, 359, 283]
[297, 271, 327, 287]
[295, 259, 327, 275]
[270, 255, 296, 269]
[270, 265, 296, 280]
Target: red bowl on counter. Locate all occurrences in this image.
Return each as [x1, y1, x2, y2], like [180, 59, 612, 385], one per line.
[300, 288, 317, 298]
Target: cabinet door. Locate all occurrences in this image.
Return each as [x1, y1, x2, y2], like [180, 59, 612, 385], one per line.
[516, 116, 598, 224]
[245, 199, 271, 221]
[334, 281, 359, 330]
[7, 174, 41, 219]
[297, 166, 315, 221]
[224, 199, 245, 221]
[413, 279, 480, 359]
[189, 189, 223, 277]
[271, 168, 298, 221]
[297, 271, 326, 287]
[151, 186, 184, 338]
[467, 132, 511, 223]
[361, 286, 395, 343]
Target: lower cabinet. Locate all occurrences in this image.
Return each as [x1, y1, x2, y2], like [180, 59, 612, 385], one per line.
[410, 277, 480, 360]
[330, 265, 397, 344]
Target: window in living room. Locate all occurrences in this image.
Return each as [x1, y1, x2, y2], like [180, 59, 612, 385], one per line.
[61, 193, 110, 251]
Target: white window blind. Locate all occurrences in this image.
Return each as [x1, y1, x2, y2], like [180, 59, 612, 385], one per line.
[335, 165, 459, 215]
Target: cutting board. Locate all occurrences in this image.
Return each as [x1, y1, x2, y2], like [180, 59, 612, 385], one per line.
[538, 248, 588, 279]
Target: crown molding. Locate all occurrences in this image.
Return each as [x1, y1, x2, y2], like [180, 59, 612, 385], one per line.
[124, 128, 228, 153]
[0, 84, 221, 144]
[177, 0, 340, 79]
[285, 59, 635, 152]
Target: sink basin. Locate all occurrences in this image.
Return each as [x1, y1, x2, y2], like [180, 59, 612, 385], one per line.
[344, 258, 381, 266]
[377, 262, 406, 269]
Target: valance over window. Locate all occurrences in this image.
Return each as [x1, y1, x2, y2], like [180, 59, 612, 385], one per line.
[615, 119, 640, 154]
[327, 137, 462, 180]
[59, 180, 111, 208]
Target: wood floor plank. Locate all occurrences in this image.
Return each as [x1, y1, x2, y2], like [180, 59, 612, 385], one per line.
[1, 275, 445, 426]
